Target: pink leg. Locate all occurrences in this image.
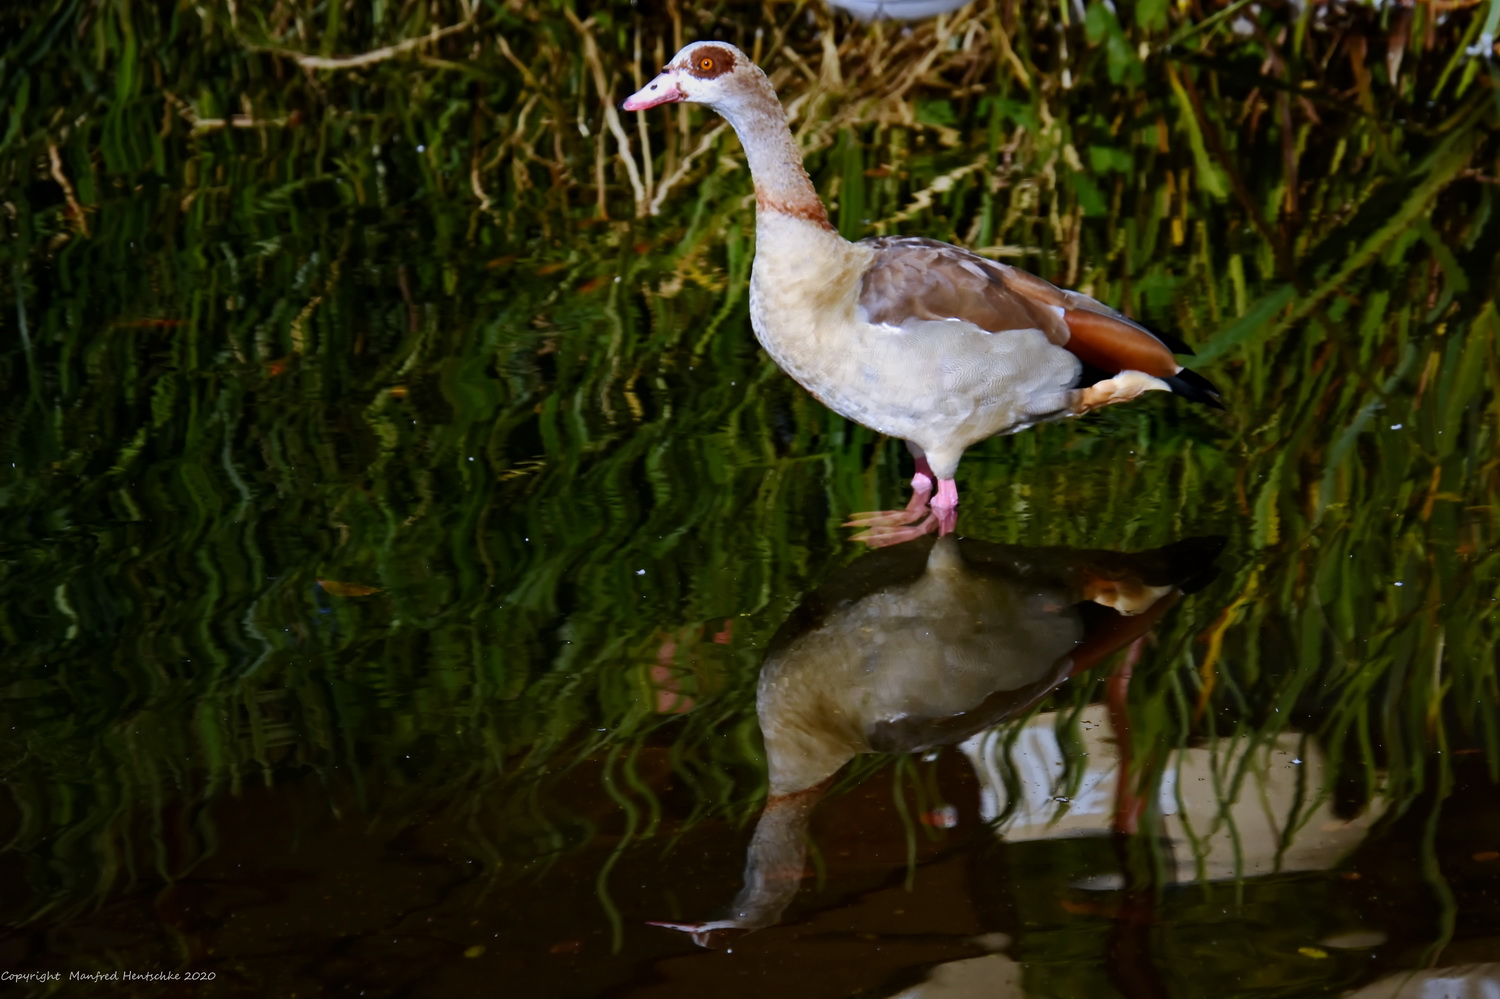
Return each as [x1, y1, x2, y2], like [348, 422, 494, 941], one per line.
[931, 478, 959, 510]
[843, 452, 953, 546]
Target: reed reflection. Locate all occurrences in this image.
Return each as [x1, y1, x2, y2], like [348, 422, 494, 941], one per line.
[652, 531, 1225, 948]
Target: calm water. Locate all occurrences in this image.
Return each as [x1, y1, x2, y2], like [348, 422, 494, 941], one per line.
[3, 1, 1499, 996]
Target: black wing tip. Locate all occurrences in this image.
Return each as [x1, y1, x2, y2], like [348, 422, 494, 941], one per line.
[1149, 535, 1229, 593]
[1165, 368, 1226, 410]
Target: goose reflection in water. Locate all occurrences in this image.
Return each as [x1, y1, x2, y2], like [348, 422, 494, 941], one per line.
[651, 532, 1225, 949]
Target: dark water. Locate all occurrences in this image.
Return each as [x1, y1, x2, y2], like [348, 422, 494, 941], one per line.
[3, 1, 1500, 996]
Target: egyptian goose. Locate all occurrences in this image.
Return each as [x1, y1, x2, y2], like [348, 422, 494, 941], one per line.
[625, 43, 1223, 535]
[649, 533, 1225, 947]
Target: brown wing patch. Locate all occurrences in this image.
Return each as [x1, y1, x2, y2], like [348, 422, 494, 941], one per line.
[857, 237, 1066, 342]
[856, 236, 1185, 379]
[1062, 309, 1178, 377]
[686, 44, 736, 79]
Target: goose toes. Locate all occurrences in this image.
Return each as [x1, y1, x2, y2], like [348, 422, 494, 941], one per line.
[848, 512, 941, 547]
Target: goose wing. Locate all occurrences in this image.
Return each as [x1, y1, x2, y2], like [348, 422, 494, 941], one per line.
[857, 236, 1187, 380]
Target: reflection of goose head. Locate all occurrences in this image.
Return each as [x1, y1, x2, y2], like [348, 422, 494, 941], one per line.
[653, 534, 1224, 946]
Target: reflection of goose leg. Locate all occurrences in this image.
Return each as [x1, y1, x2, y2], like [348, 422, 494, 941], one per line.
[1108, 637, 1147, 836]
[1105, 637, 1170, 999]
[1105, 872, 1166, 999]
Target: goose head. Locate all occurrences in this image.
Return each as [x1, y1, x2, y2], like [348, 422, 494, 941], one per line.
[622, 41, 764, 114]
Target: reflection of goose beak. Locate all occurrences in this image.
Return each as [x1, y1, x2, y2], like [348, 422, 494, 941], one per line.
[645, 919, 752, 950]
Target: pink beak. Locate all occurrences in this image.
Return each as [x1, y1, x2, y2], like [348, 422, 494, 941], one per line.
[623, 73, 685, 112]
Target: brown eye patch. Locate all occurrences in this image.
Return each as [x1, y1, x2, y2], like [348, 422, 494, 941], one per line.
[685, 44, 735, 79]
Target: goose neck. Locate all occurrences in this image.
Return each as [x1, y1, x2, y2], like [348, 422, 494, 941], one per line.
[719, 90, 833, 232]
